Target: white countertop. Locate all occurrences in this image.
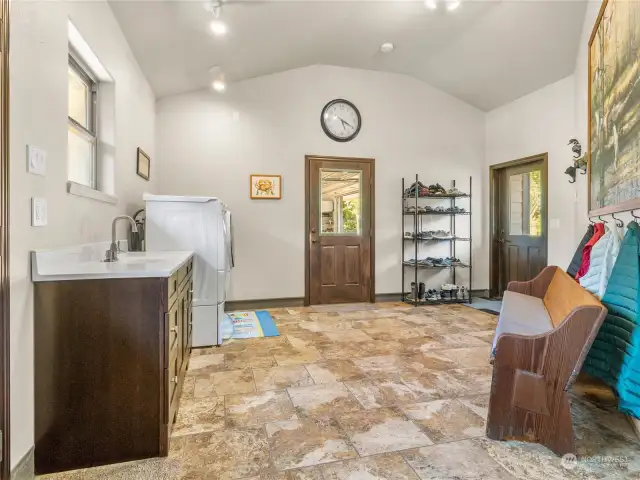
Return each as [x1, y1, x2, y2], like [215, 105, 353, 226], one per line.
[31, 242, 194, 282]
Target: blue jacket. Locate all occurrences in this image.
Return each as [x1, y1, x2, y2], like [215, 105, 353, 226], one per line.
[584, 221, 640, 417]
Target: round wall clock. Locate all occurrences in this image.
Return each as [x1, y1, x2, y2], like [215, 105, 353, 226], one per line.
[320, 99, 361, 142]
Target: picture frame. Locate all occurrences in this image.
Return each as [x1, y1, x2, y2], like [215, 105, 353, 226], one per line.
[136, 148, 150, 181]
[250, 174, 282, 200]
[588, 0, 640, 215]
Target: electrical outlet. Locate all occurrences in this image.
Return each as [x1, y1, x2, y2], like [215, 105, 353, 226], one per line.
[27, 145, 47, 176]
[32, 197, 47, 227]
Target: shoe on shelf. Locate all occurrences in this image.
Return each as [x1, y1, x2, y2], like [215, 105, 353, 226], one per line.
[427, 183, 447, 195]
[427, 290, 439, 301]
[434, 230, 451, 239]
[418, 282, 426, 300]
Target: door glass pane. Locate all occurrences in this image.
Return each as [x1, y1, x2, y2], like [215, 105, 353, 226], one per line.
[509, 170, 542, 236]
[68, 66, 89, 129]
[320, 169, 362, 235]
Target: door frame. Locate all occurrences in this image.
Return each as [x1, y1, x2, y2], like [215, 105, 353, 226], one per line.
[304, 155, 375, 306]
[489, 153, 548, 298]
[0, 0, 9, 475]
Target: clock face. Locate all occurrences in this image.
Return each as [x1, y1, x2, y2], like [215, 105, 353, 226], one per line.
[321, 99, 361, 142]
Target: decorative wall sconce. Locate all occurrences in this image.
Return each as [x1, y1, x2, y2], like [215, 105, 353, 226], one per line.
[565, 139, 587, 184]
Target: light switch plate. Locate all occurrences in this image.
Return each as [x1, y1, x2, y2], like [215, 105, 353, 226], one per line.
[31, 197, 47, 227]
[27, 145, 47, 176]
[550, 218, 561, 230]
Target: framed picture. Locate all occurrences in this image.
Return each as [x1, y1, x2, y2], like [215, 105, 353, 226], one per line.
[588, 0, 640, 215]
[250, 174, 282, 199]
[137, 148, 150, 181]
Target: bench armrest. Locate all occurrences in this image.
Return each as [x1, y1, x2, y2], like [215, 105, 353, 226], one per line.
[506, 266, 558, 299]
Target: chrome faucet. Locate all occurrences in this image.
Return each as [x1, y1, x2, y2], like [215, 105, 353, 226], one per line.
[104, 215, 138, 262]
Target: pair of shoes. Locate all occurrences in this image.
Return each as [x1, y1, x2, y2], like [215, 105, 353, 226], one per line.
[433, 230, 452, 239]
[404, 181, 428, 197]
[446, 206, 466, 213]
[427, 183, 447, 195]
[425, 289, 440, 301]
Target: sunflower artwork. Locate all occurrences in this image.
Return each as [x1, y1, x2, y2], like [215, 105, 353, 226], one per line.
[250, 174, 282, 199]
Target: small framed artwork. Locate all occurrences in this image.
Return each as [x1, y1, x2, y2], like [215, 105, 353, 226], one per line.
[136, 148, 150, 181]
[250, 174, 282, 199]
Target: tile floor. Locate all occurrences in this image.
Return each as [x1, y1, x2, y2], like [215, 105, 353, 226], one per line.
[40, 302, 640, 479]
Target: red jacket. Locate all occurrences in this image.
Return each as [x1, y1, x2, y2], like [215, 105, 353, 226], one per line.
[576, 223, 605, 280]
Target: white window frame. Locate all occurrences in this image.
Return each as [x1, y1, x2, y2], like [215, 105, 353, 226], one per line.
[68, 52, 98, 190]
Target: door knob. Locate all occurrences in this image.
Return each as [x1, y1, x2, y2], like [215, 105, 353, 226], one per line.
[311, 239, 318, 244]
[311, 228, 317, 233]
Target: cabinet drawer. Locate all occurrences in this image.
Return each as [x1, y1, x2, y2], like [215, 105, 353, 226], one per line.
[167, 305, 179, 354]
[168, 341, 179, 410]
[167, 273, 179, 307]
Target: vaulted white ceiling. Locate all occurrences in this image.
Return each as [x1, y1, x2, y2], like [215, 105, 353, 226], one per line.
[109, 0, 587, 111]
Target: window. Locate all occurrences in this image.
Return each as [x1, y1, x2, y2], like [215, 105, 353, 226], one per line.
[68, 54, 97, 189]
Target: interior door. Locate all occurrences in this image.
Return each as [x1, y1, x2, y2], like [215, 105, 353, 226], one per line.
[307, 157, 373, 304]
[497, 160, 547, 294]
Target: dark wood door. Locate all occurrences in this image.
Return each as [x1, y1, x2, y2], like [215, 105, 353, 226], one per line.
[307, 157, 374, 304]
[497, 160, 547, 294]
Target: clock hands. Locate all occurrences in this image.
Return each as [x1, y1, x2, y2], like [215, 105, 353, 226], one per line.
[338, 116, 354, 131]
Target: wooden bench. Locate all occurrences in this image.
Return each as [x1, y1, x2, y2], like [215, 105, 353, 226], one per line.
[486, 265, 607, 455]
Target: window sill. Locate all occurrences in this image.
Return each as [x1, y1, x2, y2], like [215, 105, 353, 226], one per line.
[67, 181, 117, 204]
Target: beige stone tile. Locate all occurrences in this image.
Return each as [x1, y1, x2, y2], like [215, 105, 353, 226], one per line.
[365, 328, 428, 343]
[210, 368, 256, 396]
[275, 347, 324, 366]
[439, 346, 492, 368]
[266, 417, 358, 470]
[287, 383, 362, 418]
[357, 339, 408, 356]
[403, 439, 514, 480]
[226, 390, 297, 427]
[459, 393, 490, 420]
[337, 407, 433, 456]
[404, 352, 459, 372]
[352, 317, 414, 330]
[286, 332, 332, 350]
[450, 366, 494, 393]
[315, 342, 366, 360]
[325, 329, 374, 343]
[242, 467, 324, 480]
[181, 376, 196, 400]
[37, 457, 182, 479]
[434, 333, 491, 348]
[418, 370, 470, 398]
[305, 360, 365, 384]
[345, 377, 438, 409]
[321, 453, 420, 479]
[186, 353, 226, 377]
[353, 355, 409, 376]
[193, 376, 218, 398]
[225, 351, 278, 369]
[253, 365, 314, 391]
[401, 399, 485, 443]
[176, 428, 271, 480]
[468, 329, 497, 343]
[171, 396, 225, 437]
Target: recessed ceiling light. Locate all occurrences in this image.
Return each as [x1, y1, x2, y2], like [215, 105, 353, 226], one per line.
[209, 19, 228, 36]
[447, 1, 461, 11]
[212, 80, 226, 92]
[380, 42, 394, 54]
[425, 0, 437, 10]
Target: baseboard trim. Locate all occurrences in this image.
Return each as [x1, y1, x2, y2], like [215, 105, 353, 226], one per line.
[224, 290, 492, 311]
[11, 446, 34, 480]
[225, 297, 305, 311]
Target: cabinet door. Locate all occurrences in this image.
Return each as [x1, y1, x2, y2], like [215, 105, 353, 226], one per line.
[181, 292, 189, 364]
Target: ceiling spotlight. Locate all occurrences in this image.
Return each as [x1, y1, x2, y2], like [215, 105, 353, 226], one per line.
[447, 1, 461, 11]
[209, 19, 228, 36]
[212, 80, 226, 92]
[425, 0, 437, 10]
[380, 42, 394, 54]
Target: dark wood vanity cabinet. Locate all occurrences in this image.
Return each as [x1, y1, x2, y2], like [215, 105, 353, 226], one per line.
[34, 257, 194, 474]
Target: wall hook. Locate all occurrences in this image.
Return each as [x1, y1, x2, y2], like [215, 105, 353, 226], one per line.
[598, 215, 608, 224]
[632, 210, 640, 220]
[611, 212, 624, 228]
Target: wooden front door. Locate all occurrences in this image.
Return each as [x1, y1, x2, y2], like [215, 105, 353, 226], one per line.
[306, 156, 374, 305]
[493, 156, 548, 296]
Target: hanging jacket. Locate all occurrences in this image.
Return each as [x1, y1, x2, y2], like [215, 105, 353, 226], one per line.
[568, 224, 595, 278]
[579, 224, 623, 298]
[576, 223, 606, 280]
[584, 221, 640, 418]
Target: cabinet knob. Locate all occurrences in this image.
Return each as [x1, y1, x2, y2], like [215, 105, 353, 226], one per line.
[172, 376, 178, 384]
[171, 327, 178, 333]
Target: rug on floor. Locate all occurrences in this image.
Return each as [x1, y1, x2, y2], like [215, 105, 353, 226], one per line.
[228, 310, 279, 339]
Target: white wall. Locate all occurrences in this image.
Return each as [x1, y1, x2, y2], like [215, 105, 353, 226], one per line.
[485, 75, 579, 267]
[485, 1, 636, 272]
[156, 65, 487, 301]
[10, 0, 156, 468]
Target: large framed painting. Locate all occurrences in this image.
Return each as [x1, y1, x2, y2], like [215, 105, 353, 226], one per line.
[589, 0, 640, 215]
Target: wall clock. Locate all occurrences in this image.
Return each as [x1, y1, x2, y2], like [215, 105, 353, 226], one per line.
[320, 99, 361, 142]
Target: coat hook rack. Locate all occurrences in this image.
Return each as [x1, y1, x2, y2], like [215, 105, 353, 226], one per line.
[598, 215, 608, 224]
[589, 217, 595, 225]
[632, 210, 640, 220]
[611, 212, 624, 228]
